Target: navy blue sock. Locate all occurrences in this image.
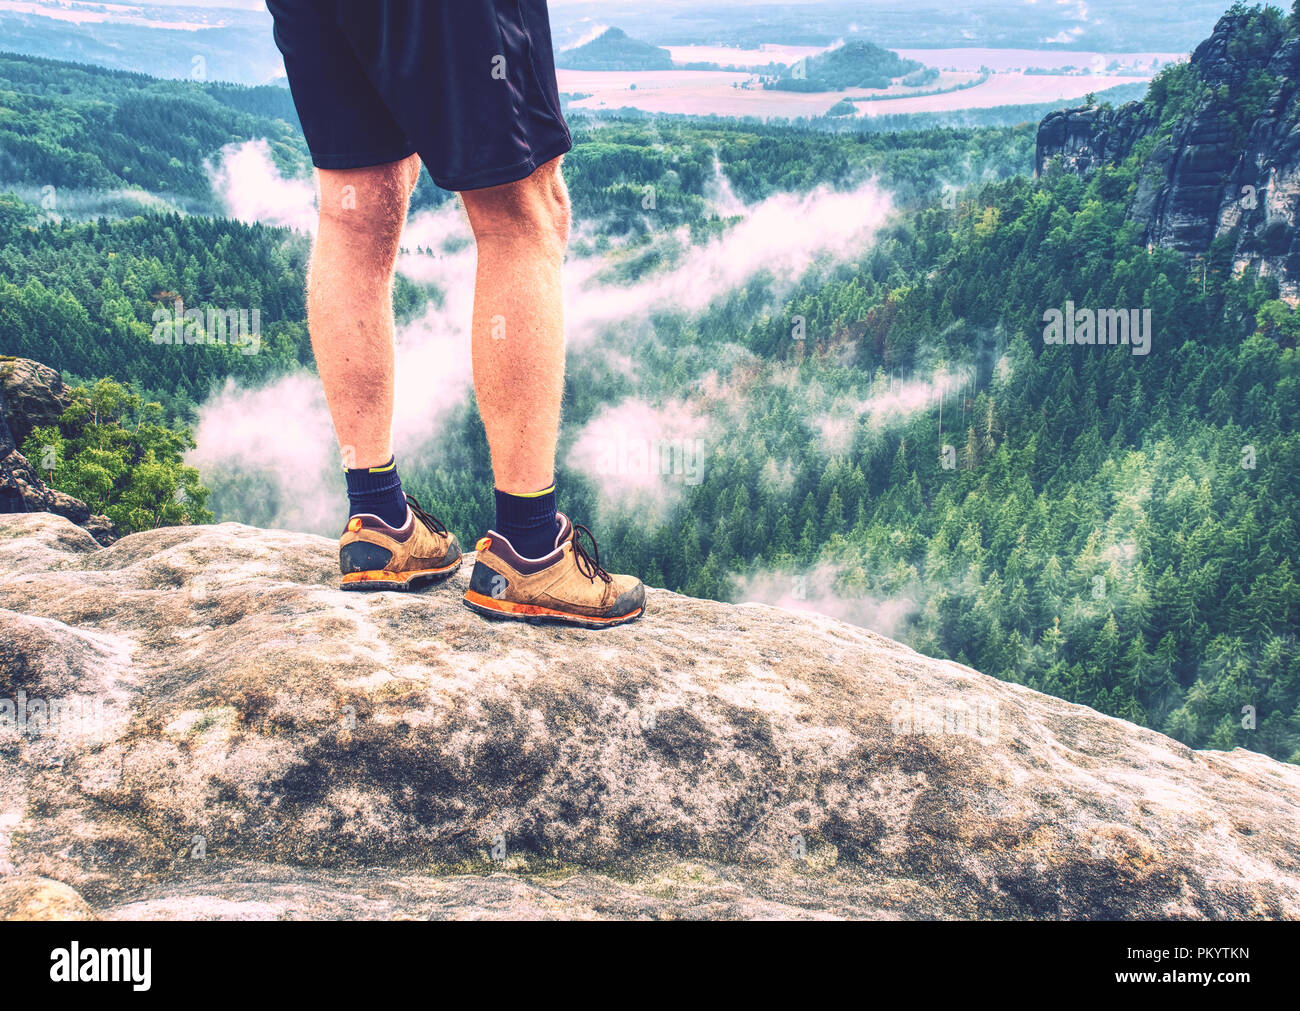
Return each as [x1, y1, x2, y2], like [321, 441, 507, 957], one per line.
[494, 484, 558, 559]
[345, 456, 408, 528]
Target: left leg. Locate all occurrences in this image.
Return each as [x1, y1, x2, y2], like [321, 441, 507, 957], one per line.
[460, 155, 571, 498]
[458, 158, 646, 628]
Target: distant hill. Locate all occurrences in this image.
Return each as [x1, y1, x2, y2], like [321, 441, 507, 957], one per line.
[767, 41, 924, 92]
[0, 51, 303, 201]
[556, 27, 673, 72]
[0, 5, 283, 85]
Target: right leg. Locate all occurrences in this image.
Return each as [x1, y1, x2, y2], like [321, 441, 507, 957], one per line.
[266, 0, 457, 586]
[458, 161, 646, 627]
[308, 154, 420, 471]
[312, 155, 462, 589]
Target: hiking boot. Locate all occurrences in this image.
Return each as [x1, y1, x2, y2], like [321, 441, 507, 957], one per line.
[463, 512, 645, 628]
[339, 494, 461, 591]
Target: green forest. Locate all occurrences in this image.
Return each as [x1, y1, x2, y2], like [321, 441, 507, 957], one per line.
[3, 7, 1299, 764]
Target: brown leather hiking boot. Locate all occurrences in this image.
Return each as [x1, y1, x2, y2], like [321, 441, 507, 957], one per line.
[463, 513, 645, 628]
[339, 494, 461, 591]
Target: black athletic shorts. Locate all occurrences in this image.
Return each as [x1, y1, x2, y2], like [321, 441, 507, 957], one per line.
[265, 0, 572, 191]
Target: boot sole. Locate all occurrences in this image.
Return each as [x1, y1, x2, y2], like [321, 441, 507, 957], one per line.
[462, 589, 645, 629]
[340, 559, 461, 592]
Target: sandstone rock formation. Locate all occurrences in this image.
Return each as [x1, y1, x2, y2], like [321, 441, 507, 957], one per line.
[1, 357, 70, 448]
[1037, 11, 1300, 302]
[0, 512, 1297, 920]
[0, 357, 114, 544]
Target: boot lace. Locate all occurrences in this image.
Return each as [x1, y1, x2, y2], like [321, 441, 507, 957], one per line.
[404, 494, 448, 536]
[572, 523, 612, 583]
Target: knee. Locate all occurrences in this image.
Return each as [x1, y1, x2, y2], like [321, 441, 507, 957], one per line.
[316, 157, 419, 245]
[461, 158, 570, 254]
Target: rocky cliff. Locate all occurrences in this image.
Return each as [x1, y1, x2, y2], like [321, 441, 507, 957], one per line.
[0, 357, 113, 544]
[1037, 10, 1300, 301]
[1, 512, 1297, 920]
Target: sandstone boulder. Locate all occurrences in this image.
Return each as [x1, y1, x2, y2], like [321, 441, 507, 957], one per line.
[0, 513, 1297, 920]
[0, 356, 70, 449]
[0, 357, 114, 544]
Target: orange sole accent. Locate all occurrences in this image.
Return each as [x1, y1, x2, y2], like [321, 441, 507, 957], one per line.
[340, 559, 459, 588]
[463, 588, 642, 625]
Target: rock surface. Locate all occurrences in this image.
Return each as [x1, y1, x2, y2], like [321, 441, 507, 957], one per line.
[0, 357, 114, 544]
[0, 512, 1298, 920]
[0, 357, 70, 449]
[0, 874, 96, 920]
[1037, 12, 1300, 302]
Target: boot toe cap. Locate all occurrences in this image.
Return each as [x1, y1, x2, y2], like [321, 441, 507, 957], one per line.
[444, 534, 462, 567]
[611, 579, 645, 616]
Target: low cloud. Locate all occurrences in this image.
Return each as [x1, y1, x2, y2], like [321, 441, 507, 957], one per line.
[789, 364, 974, 456]
[188, 371, 338, 534]
[734, 562, 921, 639]
[207, 139, 317, 234]
[560, 22, 610, 51]
[565, 179, 893, 345]
[565, 397, 710, 523]
[191, 142, 897, 533]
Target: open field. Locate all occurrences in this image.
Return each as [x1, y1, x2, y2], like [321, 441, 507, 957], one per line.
[853, 71, 1149, 116]
[559, 66, 1156, 120]
[891, 47, 1189, 71]
[664, 43, 828, 66]
[663, 43, 1189, 73]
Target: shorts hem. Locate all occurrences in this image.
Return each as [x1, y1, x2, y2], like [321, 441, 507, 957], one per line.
[310, 146, 418, 171]
[431, 132, 574, 192]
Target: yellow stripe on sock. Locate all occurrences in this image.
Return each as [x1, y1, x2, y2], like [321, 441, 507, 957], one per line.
[509, 484, 555, 499]
[368, 460, 396, 473]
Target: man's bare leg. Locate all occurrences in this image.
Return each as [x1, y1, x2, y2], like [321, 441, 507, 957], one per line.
[309, 154, 420, 471]
[315, 154, 461, 589]
[460, 156, 570, 495]
[458, 153, 644, 623]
